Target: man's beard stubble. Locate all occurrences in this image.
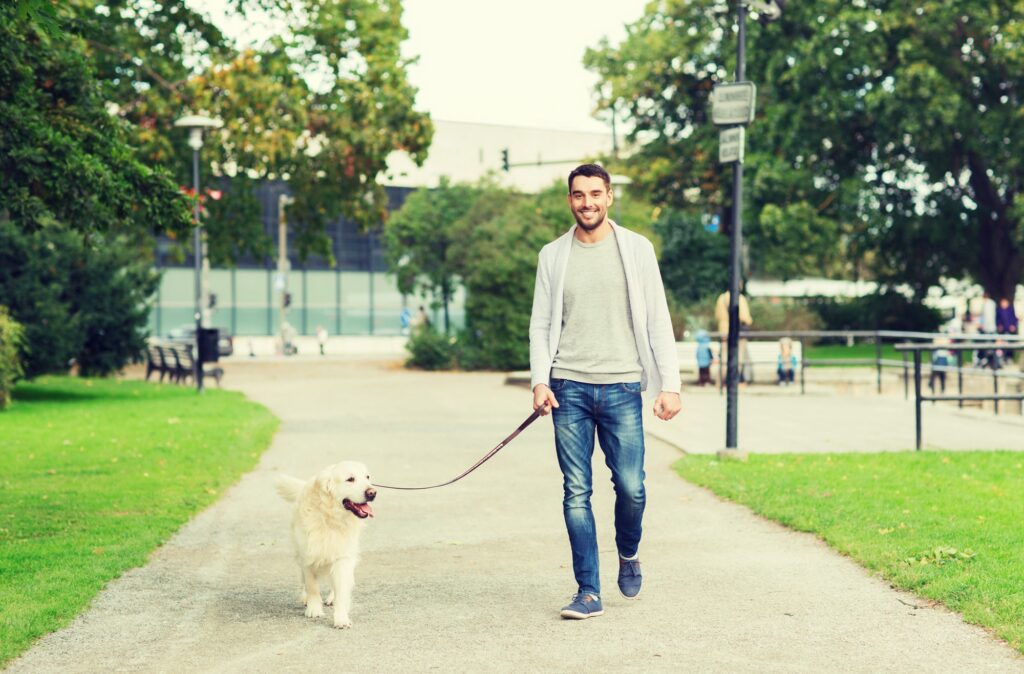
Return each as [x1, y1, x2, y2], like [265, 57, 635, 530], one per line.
[573, 209, 605, 232]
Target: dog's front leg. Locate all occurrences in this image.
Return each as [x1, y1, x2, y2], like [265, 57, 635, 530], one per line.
[329, 557, 356, 629]
[302, 565, 324, 618]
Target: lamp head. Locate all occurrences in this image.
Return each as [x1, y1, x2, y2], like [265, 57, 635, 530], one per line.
[174, 114, 223, 151]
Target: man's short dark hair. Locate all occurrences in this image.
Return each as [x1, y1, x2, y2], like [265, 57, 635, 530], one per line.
[567, 163, 611, 193]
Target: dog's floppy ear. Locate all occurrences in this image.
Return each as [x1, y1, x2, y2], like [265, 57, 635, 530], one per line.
[313, 476, 336, 497]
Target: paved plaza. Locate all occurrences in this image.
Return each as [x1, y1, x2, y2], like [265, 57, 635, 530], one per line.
[7, 359, 1023, 672]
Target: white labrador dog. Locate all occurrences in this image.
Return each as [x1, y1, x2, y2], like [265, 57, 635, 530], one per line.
[276, 461, 376, 629]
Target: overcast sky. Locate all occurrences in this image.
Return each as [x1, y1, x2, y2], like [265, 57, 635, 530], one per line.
[400, 0, 649, 132]
[200, 0, 650, 133]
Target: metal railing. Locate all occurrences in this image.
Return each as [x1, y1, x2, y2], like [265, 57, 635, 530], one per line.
[707, 329, 1023, 397]
[895, 342, 1024, 450]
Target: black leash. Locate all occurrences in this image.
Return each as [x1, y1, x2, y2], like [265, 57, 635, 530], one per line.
[372, 404, 548, 491]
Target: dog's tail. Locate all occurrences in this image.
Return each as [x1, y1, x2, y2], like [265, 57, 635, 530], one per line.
[275, 475, 305, 502]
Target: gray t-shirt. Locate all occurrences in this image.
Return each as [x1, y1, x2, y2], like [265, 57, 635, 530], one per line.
[550, 233, 642, 384]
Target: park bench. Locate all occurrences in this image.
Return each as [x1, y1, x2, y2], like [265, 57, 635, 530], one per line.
[145, 342, 223, 387]
[144, 345, 170, 382]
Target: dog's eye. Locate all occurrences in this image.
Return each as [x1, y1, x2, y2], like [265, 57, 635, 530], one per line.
[346, 477, 355, 483]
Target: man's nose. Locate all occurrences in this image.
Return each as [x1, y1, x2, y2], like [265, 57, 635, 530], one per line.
[365, 487, 377, 502]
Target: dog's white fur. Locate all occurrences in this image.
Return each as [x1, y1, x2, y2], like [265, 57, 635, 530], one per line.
[276, 461, 375, 629]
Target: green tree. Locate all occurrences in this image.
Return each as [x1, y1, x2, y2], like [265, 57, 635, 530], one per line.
[69, 0, 433, 263]
[0, 8, 187, 376]
[0, 306, 25, 410]
[0, 5, 192, 239]
[586, 0, 1019, 299]
[654, 209, 730, 303]
[382, 178, 480, 333]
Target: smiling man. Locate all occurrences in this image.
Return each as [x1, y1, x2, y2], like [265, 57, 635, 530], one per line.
[529, 163, 682, 619]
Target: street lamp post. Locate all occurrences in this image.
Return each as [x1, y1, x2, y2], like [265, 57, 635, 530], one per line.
[174, 114, 222, 392]
[712, 0, 783, 457]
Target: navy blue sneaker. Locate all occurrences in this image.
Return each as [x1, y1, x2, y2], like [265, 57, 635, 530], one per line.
[618, 556, 642, 598]
[560, 593, 604, 619]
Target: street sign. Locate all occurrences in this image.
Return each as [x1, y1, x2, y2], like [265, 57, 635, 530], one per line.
[719, 127, 745, 164]
[711, 81, 757, 126]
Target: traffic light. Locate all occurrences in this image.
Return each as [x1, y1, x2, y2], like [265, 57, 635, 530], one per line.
[283, 292, 292, 308]
[501, 148, 509, 172]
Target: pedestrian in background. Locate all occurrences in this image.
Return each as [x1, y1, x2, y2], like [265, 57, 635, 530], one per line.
[929, 337, 952, 393]
[980, 292, 998, 333]
[529, 163, 681, 621]
[400, 306, 412, 335]
[316, 325, 328, 356]
[714, 285, 753, 383]
[996, 297, 1018, 335]
[695, 329, 714, 386]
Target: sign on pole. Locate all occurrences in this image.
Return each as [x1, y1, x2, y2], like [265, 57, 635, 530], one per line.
[719, 127, 745, 164]
[711, 82, 757, 126]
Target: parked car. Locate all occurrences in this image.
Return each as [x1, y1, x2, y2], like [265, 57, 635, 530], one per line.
[166, 325, 234, 357]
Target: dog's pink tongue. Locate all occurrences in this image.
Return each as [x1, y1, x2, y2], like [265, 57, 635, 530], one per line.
[361, 502, 374, 517]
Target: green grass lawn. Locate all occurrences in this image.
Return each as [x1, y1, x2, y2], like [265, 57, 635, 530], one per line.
[803, 342, 907, 364]
[0, 377, 279, 667]
[675, 451, 1024, 653]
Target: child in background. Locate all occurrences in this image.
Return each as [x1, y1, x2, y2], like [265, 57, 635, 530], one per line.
[929, 337, 953, 393]
[777, 337, 797, 385]
[695, 329, 714, 386]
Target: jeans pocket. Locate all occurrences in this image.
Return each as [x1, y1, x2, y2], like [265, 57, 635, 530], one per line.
[550, 378, 567, 392]
[619, 382, 641, 394]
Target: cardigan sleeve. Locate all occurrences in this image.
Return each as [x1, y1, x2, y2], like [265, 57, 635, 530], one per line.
[528, 248, 553, 391]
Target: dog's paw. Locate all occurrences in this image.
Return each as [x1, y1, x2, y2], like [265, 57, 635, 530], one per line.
[305, 603, 325, 619]
[325, 591, 335, 606]
[333, 615, 352, 629]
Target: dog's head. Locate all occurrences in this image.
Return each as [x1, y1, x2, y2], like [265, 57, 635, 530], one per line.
[316, 461, 376, 519]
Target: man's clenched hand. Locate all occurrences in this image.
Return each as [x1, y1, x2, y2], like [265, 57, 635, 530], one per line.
[653, 391, 681, 421]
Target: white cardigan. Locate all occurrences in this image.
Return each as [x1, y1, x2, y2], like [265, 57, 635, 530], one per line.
[529, 222, 681, 397]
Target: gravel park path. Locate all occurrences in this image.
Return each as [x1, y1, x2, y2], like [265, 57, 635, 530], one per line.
[7, 360, 1023, 673]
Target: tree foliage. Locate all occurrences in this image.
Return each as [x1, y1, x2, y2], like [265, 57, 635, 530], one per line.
[586, 0, 1022, 299]
[381, 178, 479, 333]
[385, 178, 660, 369]
[0, 4, 192, 238]
[69, 0, 433, 263]
[654, 209, 730, 303]
[0, 306, 25, 410]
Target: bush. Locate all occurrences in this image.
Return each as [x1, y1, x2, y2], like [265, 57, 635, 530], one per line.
[747, 298, 824, 332]
[0, 221, 157, 377]
[404, 327, 457, 370]
[0, 306, 25, 410]
[810, 292, 943, 332]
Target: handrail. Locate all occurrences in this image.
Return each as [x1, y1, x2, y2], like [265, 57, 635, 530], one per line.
[893, 343, 1024, 449]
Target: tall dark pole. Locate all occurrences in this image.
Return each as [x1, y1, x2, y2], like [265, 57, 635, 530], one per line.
[192, 146, 204, 393]
[725, 1, 746, 448]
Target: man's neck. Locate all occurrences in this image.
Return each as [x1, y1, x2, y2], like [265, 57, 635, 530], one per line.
[574, 219, 613, 244]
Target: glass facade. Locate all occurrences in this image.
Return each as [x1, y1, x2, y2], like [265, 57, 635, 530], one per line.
[148, 181, 465, 337]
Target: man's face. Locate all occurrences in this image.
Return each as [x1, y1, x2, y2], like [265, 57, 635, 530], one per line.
[568, 175, 613, 232]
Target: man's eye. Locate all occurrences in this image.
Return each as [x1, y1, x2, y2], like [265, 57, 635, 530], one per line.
[346, 477, 355, 483]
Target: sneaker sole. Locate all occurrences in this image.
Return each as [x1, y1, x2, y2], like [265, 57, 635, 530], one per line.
[560, 608, 604, 619]
[618, 586, 642, 600]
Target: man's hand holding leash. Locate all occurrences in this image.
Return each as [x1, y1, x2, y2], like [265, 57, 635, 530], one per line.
[533, 384, 558, 415]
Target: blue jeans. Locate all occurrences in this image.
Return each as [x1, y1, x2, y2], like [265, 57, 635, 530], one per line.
[550, 378, 646, 596]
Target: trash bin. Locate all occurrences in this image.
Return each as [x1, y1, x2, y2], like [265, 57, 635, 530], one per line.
[198, 327, 220, 364]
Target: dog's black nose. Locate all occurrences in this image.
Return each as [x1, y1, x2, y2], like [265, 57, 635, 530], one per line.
[365, 487, 377, 502]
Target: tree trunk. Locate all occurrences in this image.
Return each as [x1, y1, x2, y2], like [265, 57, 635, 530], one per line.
[442, 283, 451, 335]
[967, 152, 1021, 302]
